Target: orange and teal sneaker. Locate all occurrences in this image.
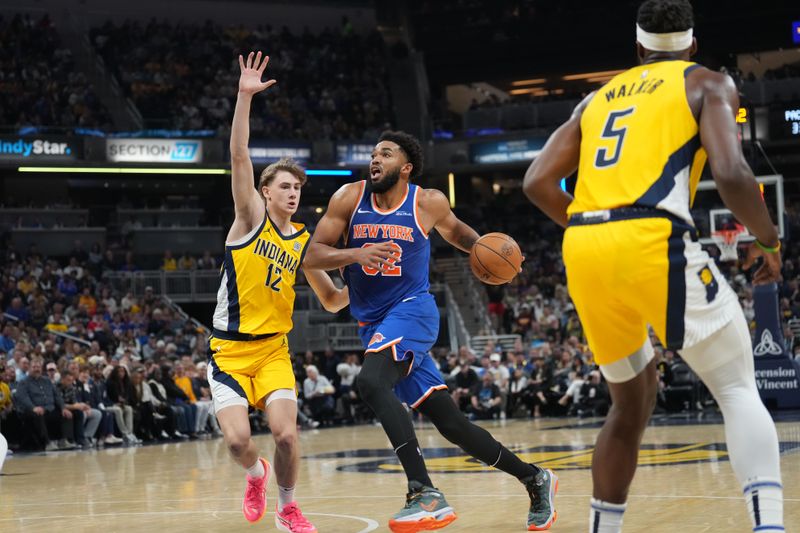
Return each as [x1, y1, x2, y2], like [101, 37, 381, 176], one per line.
[526, 467, 558, 530]
[242, 457, 270, 523]
[388, 481, 457, 533]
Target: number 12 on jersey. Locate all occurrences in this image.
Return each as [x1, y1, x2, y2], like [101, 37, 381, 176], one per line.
[595, 107, 635, 168]
[265, 263, 282, 292]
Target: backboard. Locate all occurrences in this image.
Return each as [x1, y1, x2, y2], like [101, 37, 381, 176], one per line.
[692, 175, 784, 251]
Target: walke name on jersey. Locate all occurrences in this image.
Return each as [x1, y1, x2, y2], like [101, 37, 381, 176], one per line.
[352, 223, 415, 242]
[604, 77, 664, 102]
[253, 238, 299, 274]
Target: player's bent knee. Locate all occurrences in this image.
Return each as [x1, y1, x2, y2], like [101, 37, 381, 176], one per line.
[272, 426, 298, 451]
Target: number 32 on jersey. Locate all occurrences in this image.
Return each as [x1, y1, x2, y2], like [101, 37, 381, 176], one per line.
[362, 242, 403, 276]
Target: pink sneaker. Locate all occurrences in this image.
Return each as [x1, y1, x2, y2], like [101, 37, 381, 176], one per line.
[275, 502, 317, 533]
[242, 457, 270, 523]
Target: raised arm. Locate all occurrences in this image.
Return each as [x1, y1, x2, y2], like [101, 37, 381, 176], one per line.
[303, 182, 397, 270]
[303, 268, 349, 313]
[522, 93, 591, 228]
[229, 52, 277, 230]
[422, 188, 479, 253]
[694, 69, 781, 283]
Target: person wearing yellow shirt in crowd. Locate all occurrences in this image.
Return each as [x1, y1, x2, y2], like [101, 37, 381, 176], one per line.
[78, 288, 97, 316]
[17, 274, 36, 297]
[178, 252, 196, 270]
[0, 362, 14, 471]
[162, 250, 177, 271]
[173, 364, 212, 435]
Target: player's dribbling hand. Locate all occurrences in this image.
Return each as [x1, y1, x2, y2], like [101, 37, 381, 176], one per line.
[238, 51, 276, 95]
[356, 241, 399, 271]
[742, 242, 782, 285]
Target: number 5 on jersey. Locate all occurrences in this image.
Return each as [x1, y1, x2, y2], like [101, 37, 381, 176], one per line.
[362, 242, 403, 276]
[595, 107, 635, 168]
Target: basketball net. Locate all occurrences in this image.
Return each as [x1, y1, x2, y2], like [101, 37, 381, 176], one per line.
[711, 229, 745, 262]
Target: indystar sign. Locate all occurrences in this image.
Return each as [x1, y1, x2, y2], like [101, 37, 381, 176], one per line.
[0, 137, 77, 161]
[106, 138, 203, 163]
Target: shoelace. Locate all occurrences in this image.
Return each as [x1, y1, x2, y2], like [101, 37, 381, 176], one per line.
[282, 503, 312, 526]
[245, 478, 264, 503]
[403, 490, 425, 509]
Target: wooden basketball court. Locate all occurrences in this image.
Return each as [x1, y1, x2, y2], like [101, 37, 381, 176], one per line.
[1, 414, 798, 532]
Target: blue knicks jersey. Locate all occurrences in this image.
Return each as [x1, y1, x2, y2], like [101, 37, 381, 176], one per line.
[344, 181, 431, 323]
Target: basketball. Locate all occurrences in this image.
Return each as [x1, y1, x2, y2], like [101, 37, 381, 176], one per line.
[469, 232, 523, 285]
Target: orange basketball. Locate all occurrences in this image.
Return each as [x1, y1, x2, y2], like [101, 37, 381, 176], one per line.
[469, 232, 522, 285]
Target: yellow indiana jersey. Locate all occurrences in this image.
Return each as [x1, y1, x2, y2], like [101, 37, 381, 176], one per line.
[213, 211, 310, 336]
[570, 60, 707, 224]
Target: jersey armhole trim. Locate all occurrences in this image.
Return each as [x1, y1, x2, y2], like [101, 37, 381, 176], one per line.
[413, 186, 429, 239]
[225, 211, 267, 250]
[345, 180, 367, 245]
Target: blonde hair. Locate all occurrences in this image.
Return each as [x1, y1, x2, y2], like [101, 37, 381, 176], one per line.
[258, 158, 307, 190]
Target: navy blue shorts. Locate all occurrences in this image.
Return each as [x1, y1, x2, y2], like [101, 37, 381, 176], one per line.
[358, 293, 447, 408]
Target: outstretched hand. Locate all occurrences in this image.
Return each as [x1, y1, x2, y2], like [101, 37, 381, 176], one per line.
[238, 51, 276, 95]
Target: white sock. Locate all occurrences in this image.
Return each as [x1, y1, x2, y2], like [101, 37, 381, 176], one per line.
[744, 478, 784, 531]
[589, 498, 626, 533]
[246, 458, 265, 479]
[278, 485, 295, 511]
[0, 433, 7, 473]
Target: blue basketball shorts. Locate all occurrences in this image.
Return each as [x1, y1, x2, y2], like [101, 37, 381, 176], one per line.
[357, 292, 447, 408]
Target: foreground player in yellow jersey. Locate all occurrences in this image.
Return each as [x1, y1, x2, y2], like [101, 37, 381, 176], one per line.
[208, 51, 359, 533]
[523, 1, 783, 532]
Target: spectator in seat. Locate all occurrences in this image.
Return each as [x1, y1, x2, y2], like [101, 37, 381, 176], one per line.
[78, 366, 120, 446]
[15, 358, 75, 451]
[6, 297, 30, 323]
[336, 353, 361, 423]
[197, 250, 217, 270]
[161, 250, 177, 271]
[106, 365, 140, 444]
[173, 363, 212, 434]
[59, 371, 101, 448]
[303, 365, 335, 422]
[177, 252, 196, 270]
[469, 372, 502, 420]
[451, 360, 480, 412]
[146, 367, 185, 439]
[160, 366, 198, 438]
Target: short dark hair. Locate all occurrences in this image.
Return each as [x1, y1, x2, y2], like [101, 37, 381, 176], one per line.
[637, 0, 693, 33]
[259, 158, 307, 190]
[378, 130, 423, 179]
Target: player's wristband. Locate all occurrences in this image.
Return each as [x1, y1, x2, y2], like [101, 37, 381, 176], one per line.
[755, 240, 781, 253]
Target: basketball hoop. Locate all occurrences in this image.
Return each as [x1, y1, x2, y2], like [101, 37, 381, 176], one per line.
[711, 229, 745, 262]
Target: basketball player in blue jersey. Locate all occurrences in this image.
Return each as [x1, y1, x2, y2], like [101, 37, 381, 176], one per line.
[304, 130, 558, 532]
[523, 1, 784, 532]
[210, 51, 356, 533]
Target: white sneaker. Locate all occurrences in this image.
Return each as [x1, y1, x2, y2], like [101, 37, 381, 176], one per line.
[309, 420, 320, 429]
[45, 441, 59, 452]
[160, 430, 170, 439]
[105, 435, 124, 445]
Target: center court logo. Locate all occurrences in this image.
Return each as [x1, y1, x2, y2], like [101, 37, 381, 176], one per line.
[305, 442, 800, 473]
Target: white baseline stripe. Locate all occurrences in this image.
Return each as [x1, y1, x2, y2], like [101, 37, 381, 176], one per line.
[1, 511, 378, 532]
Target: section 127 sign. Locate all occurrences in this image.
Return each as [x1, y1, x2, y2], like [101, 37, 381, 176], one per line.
[107, 139, 203, 163]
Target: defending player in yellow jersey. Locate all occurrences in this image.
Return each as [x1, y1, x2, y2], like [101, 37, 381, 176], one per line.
[208, 51, 375, 533]
[523, 1, 783, 532]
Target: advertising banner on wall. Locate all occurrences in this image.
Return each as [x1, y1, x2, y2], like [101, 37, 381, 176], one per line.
[0, 136, 80, 162]
[246, 141, 312, 165]
[106, 138, 203, 163]
[336, 143, 373, 166]
[469, 137, 546, 164]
